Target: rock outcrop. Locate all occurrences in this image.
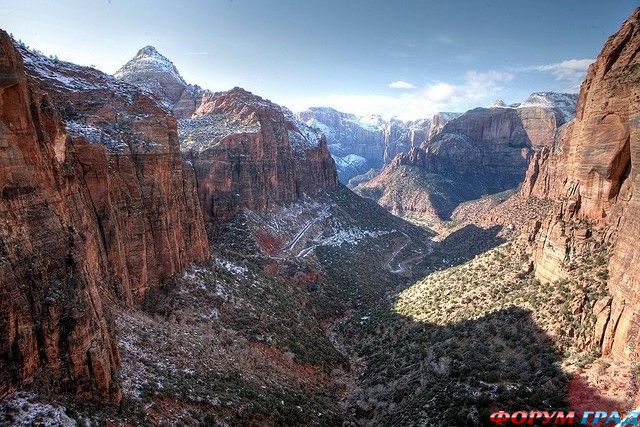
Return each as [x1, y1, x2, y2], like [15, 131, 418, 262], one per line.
[522, 7, 639, 363]
[0, 32, 208, 401]
[115, 49, 339, 227]
[355, 93, 577, 222]
[180, 88, 338, 225]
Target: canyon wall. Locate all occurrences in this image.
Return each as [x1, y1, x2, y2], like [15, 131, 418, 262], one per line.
[116, 49, 338, 227]
[0, 32, 209, 401]
[180, 88, 338, 225]
[524, 7, 639, 362]
[355, 94, 576, 222]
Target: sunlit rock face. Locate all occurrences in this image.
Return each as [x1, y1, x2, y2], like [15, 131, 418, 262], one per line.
[116, 49, 339, 227]
[522, 7, 640, 363]
[354, 92, 576, 223]
[0, 32, 209, 401]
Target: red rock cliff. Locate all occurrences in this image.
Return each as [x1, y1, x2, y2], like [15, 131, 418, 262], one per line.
[523, 7, 639, 362]
[179, 87, 338, 225]
[0, 32, 209, 401]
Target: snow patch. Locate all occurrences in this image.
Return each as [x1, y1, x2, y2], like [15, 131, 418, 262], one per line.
[0, 393, 76, 427]
[215, 258, 248, 277]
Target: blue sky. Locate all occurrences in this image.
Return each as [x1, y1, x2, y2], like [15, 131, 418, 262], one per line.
[2, 0, 637, 118]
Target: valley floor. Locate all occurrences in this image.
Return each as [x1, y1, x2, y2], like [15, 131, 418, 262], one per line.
[1, 191, 638, 426]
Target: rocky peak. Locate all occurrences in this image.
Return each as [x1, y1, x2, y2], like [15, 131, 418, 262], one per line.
[116, 45, 184, 83]
[114, 45, 196, 113]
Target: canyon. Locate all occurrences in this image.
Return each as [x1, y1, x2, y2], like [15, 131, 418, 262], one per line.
[0, 5, 638, 426]
[297, 107, 460, 183]
[354, 92, 578, 227]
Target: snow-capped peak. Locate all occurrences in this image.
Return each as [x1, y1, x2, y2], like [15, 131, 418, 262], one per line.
[115, 45, 185, 85]
[517, 92, 578, 122]
[136, 45, 162, 58]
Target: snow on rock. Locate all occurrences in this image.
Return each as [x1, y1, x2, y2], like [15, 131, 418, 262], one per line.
[517, 92, 578, 122]
[114, 45, 187, 108]
[282, 107, 323, 152]
[18, 44, 138, 103]
[179, 113, 261, 152]
[486, 92, 578, 122]
[64, 121, 129, 150]
[115, 46, 186, 85]
[316, 227, 391, 248]
[215, 258, 249, 277]
[333, 154, 367, 169]
[0, 393, 76, 427]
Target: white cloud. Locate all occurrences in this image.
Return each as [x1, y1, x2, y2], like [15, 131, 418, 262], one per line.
[531, 58, 594, 81]
[418, 70, 513, 105]
[283, 70, 513, 120]
[389, 80, 416, 89]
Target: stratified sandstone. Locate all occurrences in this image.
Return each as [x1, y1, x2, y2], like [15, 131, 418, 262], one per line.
[0, 32, 209, 401]
[523, 7, 639, 363]
[0, 32, 120, 401]
[180, 88, 338, 225]
[21, 45, 209, 305]
[356, 93, 576, 222]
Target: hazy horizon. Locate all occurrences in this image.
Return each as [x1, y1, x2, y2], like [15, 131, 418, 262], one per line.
[3, 0, 637, 119]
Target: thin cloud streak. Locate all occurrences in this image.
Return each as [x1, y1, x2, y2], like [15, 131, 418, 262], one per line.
[389, 80, 416, 89]
[520, 58, 594, 90]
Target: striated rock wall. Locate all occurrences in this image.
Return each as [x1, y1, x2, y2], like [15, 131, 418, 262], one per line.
[21, 44, 210, 306]
[0, 32, 120, 401]
[180, 88, 338, 226]
[0, 32, 209, 401]
[355, 96, 574, 222]
[523, 7, 639, 362]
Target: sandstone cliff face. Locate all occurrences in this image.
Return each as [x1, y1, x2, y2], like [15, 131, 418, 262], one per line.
[0, 33, 120, 401]
[0, 33, 209, 401]
[523, 7, 639, 362]
[180, 88, 338, 225]
[21, 46, 209, 305]
[115, 50, 339, 225]
[356, 93, 576, 222]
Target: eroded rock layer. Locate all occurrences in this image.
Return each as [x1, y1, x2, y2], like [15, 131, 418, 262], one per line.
[0, 32, 209, 401]
[180, 88, 338, 225]
[523, 7, 639, 363]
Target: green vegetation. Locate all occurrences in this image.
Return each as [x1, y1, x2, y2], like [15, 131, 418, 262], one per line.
[337, 237, 610, 426]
